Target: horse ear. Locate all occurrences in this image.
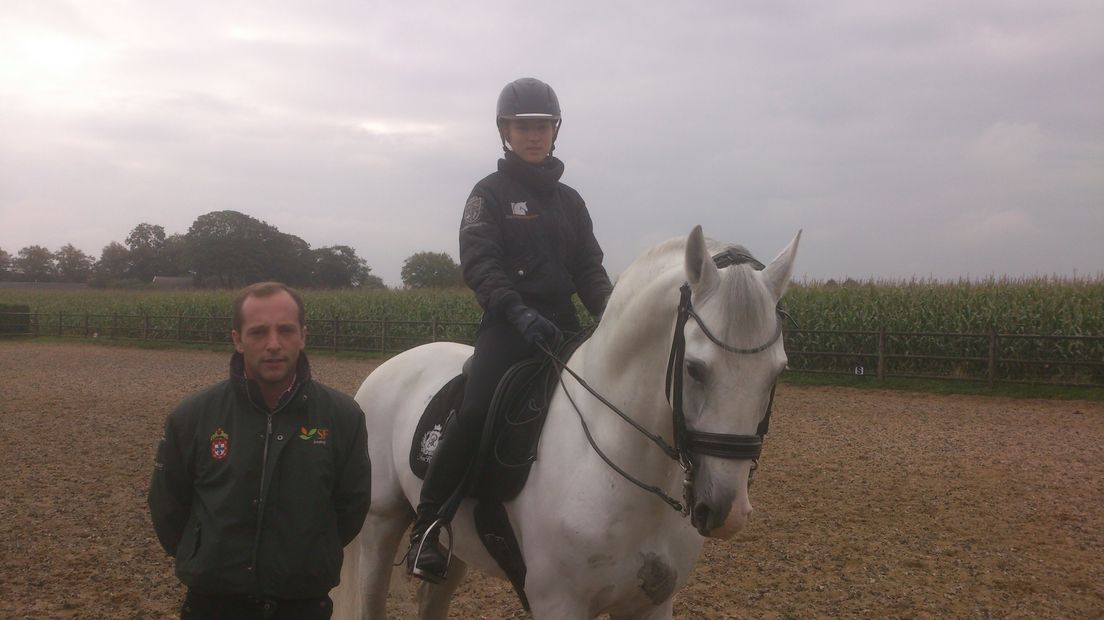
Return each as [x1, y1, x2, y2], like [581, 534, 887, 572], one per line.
[685, 225, 720, 292]
[762, 230, 802, 301]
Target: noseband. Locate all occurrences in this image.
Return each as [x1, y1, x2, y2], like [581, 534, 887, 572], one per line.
[664, 248, 784, 515]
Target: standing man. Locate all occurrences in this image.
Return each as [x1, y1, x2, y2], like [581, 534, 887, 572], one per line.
[149, 282, 371, 619]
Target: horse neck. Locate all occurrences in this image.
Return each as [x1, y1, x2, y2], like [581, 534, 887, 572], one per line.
[570, 260, 685, 461]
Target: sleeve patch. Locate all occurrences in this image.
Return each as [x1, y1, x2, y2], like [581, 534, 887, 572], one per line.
[461, 195, 486, 229]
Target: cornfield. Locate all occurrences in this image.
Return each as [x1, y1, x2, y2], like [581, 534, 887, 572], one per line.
[2, 275, 1101, 384]
[781, 276, 1104, 384]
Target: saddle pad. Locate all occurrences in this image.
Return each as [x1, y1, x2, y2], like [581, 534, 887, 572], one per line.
[407, 357, 548, 501]
[409, 373, 466, 479]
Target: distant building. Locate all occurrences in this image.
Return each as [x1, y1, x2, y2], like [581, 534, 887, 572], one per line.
[151, 276, 194, 289]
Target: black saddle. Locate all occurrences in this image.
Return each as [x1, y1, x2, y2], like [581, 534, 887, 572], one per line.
[410, 330, 589, 495]
[407, 329, 590, 610]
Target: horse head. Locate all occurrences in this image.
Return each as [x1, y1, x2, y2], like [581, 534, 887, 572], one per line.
[679, 225, 800, 538]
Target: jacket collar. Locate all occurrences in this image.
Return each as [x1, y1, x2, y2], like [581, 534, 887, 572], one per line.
[499, 151, 565, 193]
[230, 351, 312, 412]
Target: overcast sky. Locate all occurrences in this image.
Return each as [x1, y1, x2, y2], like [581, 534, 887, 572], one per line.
[2, 0, 1101, 286]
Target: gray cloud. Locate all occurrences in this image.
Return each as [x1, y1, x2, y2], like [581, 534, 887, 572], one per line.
[1, 0, 1101, 285]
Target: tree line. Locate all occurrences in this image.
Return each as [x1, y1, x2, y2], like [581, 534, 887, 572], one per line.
[1, 210, 463, 289]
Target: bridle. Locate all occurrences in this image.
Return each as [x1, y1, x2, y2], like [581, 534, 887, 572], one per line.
[541, 247, 790, 519]
[664, 248, 787, 516]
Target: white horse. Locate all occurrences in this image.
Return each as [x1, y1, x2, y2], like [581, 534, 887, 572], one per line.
[333, 225, 800, 619]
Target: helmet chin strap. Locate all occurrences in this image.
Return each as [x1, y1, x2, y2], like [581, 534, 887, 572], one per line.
[549, 119, 561, 155]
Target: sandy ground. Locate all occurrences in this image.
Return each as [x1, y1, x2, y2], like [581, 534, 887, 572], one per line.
[0, 341, 1101, 619]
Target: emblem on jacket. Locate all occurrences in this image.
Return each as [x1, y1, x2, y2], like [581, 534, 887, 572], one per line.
[507, 201, 538, 220]
[419, 424, 442, 463]
[210, 428, 230, 460]
[462, 195, 485, 229]
[299, 427, 329, 445]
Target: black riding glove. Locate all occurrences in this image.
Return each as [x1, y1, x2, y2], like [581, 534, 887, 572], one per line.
[505, 303, 561, 346]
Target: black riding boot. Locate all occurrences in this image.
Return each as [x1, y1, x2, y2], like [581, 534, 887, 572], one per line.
[407, 520, 449, 584]
[407, 415, 481, 583]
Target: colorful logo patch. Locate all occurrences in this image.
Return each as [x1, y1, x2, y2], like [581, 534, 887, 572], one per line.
[299, 427, 329, 445]
[210, 428, 230, 460]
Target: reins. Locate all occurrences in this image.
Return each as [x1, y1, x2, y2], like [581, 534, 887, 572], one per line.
[539, 339, 686, 512]
[538, 247, 794, 519]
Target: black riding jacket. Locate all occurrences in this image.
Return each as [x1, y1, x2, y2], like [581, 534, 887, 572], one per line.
[148, 352, 371, 599]
[459, 152, 613, 324]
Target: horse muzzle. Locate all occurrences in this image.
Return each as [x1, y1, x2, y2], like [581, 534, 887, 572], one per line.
[692, 495, 753, 539]
[689, 459, 754, 539]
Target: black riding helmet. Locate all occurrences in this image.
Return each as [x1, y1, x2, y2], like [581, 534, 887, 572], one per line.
[496, 77, 562, 155]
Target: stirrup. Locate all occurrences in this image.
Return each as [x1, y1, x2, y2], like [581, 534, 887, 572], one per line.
[408, 518, 454, 583]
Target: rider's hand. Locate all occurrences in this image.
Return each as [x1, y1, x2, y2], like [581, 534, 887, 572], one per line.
[505, 303, 561, 347]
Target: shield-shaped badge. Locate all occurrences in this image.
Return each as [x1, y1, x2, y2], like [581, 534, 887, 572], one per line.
[210, 428, 230, 460]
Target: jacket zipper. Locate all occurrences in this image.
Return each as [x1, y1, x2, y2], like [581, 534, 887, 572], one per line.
[248, 411, 274, 574]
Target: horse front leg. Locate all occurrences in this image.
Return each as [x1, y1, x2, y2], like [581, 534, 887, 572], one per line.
[415, 557, 468, 620]
[332, 508, 413, 619]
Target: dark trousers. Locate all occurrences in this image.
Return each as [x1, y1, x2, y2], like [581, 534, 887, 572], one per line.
[181, 590, 332, 620]
[414, 320, 535, 531]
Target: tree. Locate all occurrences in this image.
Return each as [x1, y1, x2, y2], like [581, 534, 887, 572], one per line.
[159, 233, 189, 277]
[93, 241, 131, 284]
[14, 245, 56, 282]
[54, 244, 94, 283]
[125, 223, 167, 282]
[360, 271, 385, 289]
[312, 245, 383, 288]
[0, 247, 10, 281]
[183, 210, 316, 287]
[264, 231, 314, 287]
[401, 251, 463, 289]
[184, 211, 272, 286]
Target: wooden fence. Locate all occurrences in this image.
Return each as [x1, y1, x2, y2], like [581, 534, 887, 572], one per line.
[2, 311, 1102, 388]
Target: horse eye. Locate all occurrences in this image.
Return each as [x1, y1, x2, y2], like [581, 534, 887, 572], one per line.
[686, 361, 708, 383]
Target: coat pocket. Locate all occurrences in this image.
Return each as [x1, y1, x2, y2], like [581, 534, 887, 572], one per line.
[177, 520, 202, 562]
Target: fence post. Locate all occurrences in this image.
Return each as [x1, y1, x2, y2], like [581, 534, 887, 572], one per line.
[987, 328, 998, 386]
[178, 312, 184, 343]
[85, 313, 90, 338]
[877, 327, 886, 380]
[431, 317, 438, 343]
[34, 312, 40, 337]
[58, 311, 63, 337]
[143, 314, 150, 340]
[208, 313, 214, 343]
[381, 319, 389, 352]
[332, 317, 339, 353]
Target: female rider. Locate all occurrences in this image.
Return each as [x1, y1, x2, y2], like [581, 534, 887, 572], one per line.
[407, 77, 613, 583]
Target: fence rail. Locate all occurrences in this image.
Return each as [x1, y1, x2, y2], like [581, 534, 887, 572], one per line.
[2, 311, 1102, 388]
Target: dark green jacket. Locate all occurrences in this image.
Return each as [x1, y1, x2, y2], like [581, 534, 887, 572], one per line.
[148, 352, 371, 598]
